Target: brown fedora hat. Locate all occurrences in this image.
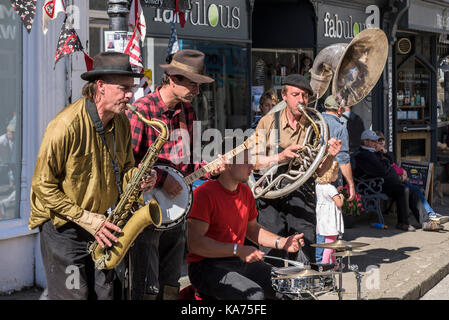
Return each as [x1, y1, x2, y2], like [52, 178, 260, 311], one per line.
[81, 52, 143, 81]
[160, 49, 214, 84]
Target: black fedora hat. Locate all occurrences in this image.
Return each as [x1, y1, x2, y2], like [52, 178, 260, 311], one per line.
[160, 49, 214, 84]
[81, 52, 143, 81]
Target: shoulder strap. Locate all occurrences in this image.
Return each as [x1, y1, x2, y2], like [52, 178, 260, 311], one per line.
[86, 99, 123, 196]
[274, 110, 283, 153]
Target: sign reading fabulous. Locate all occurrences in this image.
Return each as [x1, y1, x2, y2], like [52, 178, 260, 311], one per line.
[317, 3, 379, 47]
[142, 0, 249, 42]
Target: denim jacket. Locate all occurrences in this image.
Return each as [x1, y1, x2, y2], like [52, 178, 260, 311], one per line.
[321, 112, 350, 165]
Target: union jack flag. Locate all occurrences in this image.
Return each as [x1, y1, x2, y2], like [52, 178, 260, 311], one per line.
[129, 0, 146, 46]
[54, 17, 83, 69]
[9, 0, 36, 33]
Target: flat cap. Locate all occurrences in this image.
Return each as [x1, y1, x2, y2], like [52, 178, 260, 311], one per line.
[324, 95, 340, 110]
[281, 74, 313, 96]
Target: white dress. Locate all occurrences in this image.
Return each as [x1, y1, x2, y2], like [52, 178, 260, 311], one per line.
[315, 184, 344, 236]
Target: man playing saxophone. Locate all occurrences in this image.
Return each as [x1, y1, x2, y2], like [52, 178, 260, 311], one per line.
[28, 52, 156, 300]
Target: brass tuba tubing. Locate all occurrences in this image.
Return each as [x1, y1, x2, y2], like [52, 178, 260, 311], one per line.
[87, 104, 168, 270]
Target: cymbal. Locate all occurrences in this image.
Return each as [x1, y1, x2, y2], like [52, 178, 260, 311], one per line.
[311, 239, 369, 250]
[332, 250, 366, 258]
[273, 268, 336, 280]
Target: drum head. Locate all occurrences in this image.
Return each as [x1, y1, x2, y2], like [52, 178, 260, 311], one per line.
[272, 266, 304, 276]
[142, 165, 193, 230]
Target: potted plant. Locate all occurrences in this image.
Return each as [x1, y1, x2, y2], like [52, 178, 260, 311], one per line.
[340, 184, 364, 228]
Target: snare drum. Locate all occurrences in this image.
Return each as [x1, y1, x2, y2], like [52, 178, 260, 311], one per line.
[271, 266, 336, 299]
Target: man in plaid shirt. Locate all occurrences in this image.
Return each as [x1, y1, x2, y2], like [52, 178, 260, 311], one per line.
[127, 49, 224, 300]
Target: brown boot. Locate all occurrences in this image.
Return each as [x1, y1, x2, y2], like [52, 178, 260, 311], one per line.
[162, 285, 179, 300]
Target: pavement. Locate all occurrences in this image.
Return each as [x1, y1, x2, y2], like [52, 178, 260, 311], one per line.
[2, 196, 449, 300]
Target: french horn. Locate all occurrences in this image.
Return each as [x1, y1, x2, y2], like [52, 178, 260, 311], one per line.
[247, 28, 388, 199]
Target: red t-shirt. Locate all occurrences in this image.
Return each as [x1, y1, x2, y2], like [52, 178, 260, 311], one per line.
[186, 180, 259, 263]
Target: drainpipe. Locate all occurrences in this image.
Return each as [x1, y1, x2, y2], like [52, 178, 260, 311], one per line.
[382, 0, 410, 158]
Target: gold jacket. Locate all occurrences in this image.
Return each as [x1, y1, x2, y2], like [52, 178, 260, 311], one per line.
[29, 98, 137, 230]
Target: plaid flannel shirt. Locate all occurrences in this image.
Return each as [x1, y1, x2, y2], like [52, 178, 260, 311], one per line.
[127, 87, 207, 188]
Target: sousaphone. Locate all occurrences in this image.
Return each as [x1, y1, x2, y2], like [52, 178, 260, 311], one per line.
[247, 28, 388, 199]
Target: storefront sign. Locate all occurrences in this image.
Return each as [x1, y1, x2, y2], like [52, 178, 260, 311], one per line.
[142, 0, 191, 10]
[317, 3, 379, 48]
[0, 4, 18, 40]
[399, 0, 449, 34]
[143, 0, 249, 42]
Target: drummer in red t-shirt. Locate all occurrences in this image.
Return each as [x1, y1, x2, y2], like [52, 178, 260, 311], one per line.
[186, 137, 305, 300]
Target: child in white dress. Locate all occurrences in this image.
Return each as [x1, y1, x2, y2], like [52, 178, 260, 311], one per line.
[315, 161, 344, 264]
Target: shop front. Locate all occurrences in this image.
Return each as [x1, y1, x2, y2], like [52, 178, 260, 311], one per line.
[251, 0, 315, 120]
[314, 0, 384, 134]
[393, 0, 449, 174]
[142, 0, 252, 133]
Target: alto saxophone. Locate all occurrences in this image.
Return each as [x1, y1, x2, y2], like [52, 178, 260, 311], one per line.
[88, 104, 168, 270]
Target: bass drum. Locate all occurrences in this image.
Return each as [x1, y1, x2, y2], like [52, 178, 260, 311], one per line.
[142, 165, 193, 230]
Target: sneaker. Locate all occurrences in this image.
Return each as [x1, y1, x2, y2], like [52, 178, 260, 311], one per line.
[429, 213, 449, 224]
[396, 223, 416, 232]
[422, 221, 443, 232]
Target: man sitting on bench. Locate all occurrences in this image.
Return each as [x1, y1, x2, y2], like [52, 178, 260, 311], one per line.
[352, 130, 415, 232]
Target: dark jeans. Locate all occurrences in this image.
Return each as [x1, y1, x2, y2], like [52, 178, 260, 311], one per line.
[130, 221, 186, 300]
[40, 220, 115, 300]
[188, 257, 277, 300]
[257, 189, 316, 265]
[382, 182, 411, 225]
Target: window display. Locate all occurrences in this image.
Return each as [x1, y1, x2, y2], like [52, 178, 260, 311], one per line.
[0, 0, 21, 221]
[396, 58, 431, 127]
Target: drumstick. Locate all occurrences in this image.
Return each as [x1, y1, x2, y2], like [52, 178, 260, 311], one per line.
[263, 255, 304, 268]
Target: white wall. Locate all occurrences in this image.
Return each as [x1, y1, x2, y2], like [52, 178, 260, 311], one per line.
[0, 0, 88, 293]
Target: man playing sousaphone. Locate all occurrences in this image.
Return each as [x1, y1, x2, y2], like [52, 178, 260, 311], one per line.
[252, 74, 342, 265]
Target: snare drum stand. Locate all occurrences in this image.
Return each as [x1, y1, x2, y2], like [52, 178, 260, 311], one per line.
[336, 256, 344, 301]
[348, 264, 364, 300]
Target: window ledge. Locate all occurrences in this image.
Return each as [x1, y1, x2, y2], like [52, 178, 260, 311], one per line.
[0, 218, 38, 241]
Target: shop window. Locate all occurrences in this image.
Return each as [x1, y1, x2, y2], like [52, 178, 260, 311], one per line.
[250, 48, 313, 115]
[436, 54, 449, 161]
[88, 5, 109, 57]
[396, 58, 431, 128]
[0, 0, 21, 221]
[144, 37, 249, 135]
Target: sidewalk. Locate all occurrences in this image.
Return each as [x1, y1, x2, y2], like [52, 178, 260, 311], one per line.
[3, 198, 449, 300]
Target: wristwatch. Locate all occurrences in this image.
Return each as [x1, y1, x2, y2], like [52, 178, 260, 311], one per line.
[233, 243, 238, 256]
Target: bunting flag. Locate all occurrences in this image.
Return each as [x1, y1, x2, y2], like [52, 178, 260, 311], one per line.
[9, 0, 37, 33]
[83, 51, 93, 71]
[124, 25, 144, 72]
[129, 0, 146, 46]
[42, 0, 66, 35]
[54, 18, 83, 69]
[167, 22, 179, 56]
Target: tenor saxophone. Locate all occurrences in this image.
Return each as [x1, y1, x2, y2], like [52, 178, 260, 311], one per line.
[88, 104, 168, 270]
